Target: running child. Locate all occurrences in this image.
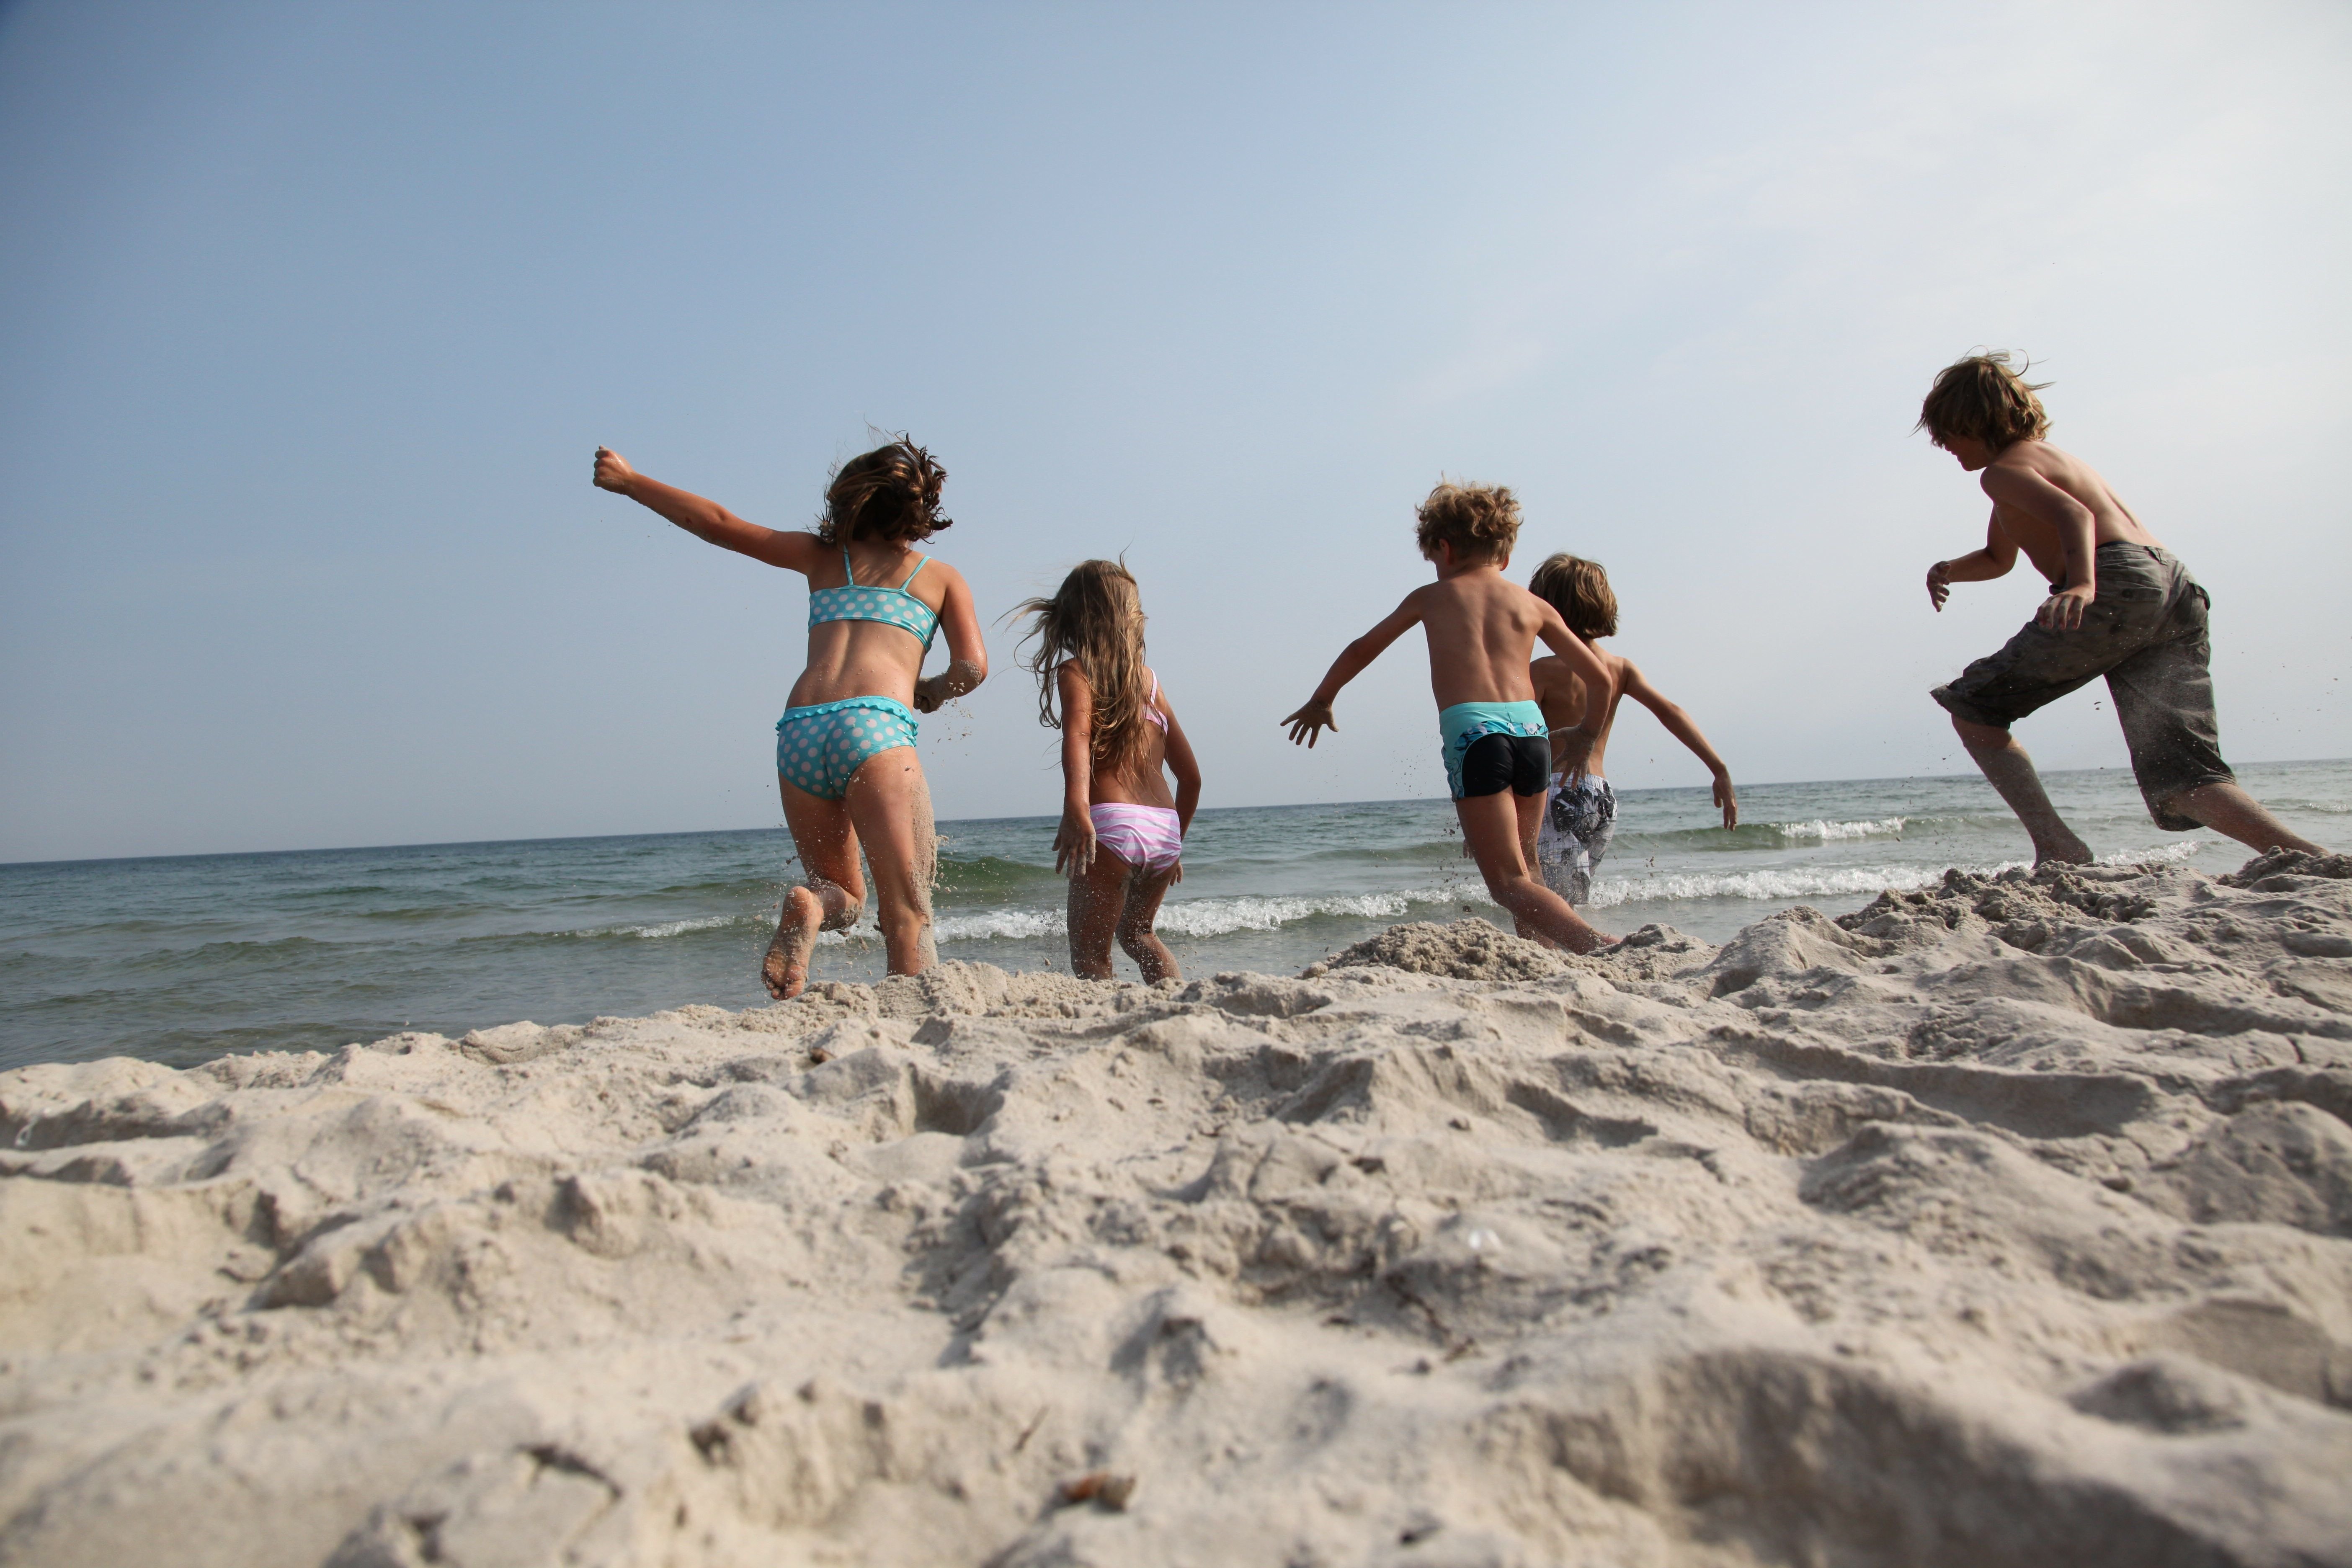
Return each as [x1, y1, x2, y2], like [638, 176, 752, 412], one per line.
[1016, 561, 1202, 982]
[593, 438, 987, 998]
[1282, 481, 1620, 954]
[1524, 554, 1736, 916]
[1917, 353, 2324, 864]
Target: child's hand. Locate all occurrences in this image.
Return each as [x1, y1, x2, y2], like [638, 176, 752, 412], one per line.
[912, 677, 943, 714]
[593, 446, 636, 493]
[1714, 771, 1739, 830]
[1282, 699, 1337, 747]
[1052, 805, 1097, 876]
[1925, 560, 1951, 612]
[2036, 583, 2094, 632]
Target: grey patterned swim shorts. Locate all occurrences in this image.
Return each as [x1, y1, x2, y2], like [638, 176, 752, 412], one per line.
[1931, 543, 2234, 831]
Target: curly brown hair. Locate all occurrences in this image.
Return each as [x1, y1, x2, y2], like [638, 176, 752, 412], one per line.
[815, 436, 952, 545]
[1528, 553, 1617, 640]
[1014, 560, 1158, 778]
[1413, 480, 1522, 564]
[1917, 353, 2051, 451]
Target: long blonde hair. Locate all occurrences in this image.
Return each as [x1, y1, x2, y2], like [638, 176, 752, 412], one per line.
[1015, 560, 1154, 776]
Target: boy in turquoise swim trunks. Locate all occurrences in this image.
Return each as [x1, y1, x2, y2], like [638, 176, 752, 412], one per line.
[1283, 480, 1620, 954]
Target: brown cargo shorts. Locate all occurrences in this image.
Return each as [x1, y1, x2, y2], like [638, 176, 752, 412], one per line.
[1931, 543, 2235, 831]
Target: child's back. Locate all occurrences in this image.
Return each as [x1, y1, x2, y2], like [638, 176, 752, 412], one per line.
[1523, 554, 1736, 912]
[1411, 570, 1557, 708]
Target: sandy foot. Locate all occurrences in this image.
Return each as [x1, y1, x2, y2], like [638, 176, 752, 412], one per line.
[4, 850, 2351, 1565]
[761, 885, 824, 1000]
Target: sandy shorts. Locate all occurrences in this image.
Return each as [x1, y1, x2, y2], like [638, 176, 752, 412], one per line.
[1536, 774, 1617, 905]
[1931, 543, 2233, 831]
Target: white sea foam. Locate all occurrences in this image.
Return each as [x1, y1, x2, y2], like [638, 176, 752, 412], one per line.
[571, 913, 755, 940]
[934, 888, 1467, 945]
[1588, 861, 2029, 909]
[1771, 818, 1907, 842]
[2100, 840, 2208, 866]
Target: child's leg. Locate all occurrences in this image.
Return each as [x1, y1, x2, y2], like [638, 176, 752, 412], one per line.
[772, 778, 869, 999]
[1066, 851, 1132, 980]
[1114, 866, 1183, 983]
[1456, 792, 1613, 954]
[841, 746, 937, 977]
[2160, 784, 2326, 856]
[1950, 716, 2094, 866]
[2102, 606, 2328, 856]
[1512, 807, 1546, 944]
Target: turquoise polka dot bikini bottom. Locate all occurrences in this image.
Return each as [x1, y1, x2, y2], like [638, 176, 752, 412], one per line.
[775, 696, 920, 800]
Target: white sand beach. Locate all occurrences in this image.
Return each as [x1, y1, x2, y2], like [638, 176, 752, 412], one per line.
[5, 851, 2351, 1566]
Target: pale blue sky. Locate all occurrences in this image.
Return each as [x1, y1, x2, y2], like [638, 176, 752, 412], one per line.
[3, 1, 2347, 862]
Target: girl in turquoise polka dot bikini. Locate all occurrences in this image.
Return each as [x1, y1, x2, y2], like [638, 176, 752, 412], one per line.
[594, 438, 987, 998]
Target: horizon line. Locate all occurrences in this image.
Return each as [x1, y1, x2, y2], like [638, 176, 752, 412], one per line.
[6, 756, 2346, 871]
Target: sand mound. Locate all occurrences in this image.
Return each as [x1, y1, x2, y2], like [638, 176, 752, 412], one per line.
[4, 855, 2350, 1565]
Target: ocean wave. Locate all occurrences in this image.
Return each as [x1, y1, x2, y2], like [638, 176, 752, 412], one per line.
[569, 913, 758, 940]
[1589, 861, 2027, 908]
[934, 887, 1469, 946]
[1770, 818, 1907, 842]
[2099, 840, 2209, 866]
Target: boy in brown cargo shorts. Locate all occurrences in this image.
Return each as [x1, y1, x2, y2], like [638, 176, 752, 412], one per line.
[1919, 353, 2326, 865]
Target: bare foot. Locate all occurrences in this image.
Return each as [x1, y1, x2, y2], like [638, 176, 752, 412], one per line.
[2033, 841, 2096, 870]
[762, 886, 824, 1000]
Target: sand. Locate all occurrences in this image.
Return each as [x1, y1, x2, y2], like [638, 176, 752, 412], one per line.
[4, 850, 2350, 1566]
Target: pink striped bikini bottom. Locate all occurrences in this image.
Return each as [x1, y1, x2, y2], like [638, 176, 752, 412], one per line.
[1088, 803, 1183, 873]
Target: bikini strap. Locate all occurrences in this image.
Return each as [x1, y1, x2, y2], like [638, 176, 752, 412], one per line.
[1146, 669, 1159, 707]
[898, 555, 930, 591]
[841, 542, 856, 585]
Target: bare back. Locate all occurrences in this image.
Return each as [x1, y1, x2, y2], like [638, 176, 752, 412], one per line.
[1532, 649, 1630, 775]
[1985, 441, 2160, 585]
[1062, 662, 1176, 810]
[1413, 570, 1549, 708]
[790, 539, 962, 709]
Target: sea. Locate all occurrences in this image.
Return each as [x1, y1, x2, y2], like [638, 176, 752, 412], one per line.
[5, 758, 2347, 1073]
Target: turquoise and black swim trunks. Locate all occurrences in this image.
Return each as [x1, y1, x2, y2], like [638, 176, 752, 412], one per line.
[775, 696, 919, 800]
[1437, 700, 1550, 801]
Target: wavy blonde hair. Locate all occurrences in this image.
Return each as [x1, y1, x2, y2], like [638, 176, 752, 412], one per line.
[1015, 560, 1155, 776]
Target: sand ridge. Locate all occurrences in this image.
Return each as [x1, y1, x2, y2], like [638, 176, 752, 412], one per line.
[3, 852, 2350, 1565]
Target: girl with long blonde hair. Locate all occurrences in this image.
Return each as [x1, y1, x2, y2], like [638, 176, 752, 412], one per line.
[1016, 560, 1201, 982]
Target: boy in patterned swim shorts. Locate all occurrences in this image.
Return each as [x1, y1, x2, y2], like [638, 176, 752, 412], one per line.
[1919, 353, 2325, 864]
[1524, 554, 1736, 910]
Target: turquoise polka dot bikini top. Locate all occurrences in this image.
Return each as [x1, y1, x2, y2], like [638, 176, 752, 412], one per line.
[806, 544, 939, 652]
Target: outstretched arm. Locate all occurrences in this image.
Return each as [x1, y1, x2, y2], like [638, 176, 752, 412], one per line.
[1282, 592, 1424, 747]
[593, 447, 821, 573]
[1620, 660, 1738, 829]
[1533, 605, 1612, 783]
[1981, 465, 2099, 630]
[1926, 511, 2019, 611]
[914, 565, 988, 713]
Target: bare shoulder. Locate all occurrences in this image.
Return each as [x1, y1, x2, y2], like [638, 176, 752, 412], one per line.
[1529, 653, 1574, 699]
[913, 552, 965, 598]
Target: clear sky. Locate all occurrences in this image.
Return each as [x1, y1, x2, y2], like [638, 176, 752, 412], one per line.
[3, 1, 2347, 863]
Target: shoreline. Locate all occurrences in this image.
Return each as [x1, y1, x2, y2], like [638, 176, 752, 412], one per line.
[10, 755, 2349, 869]
[3, 852, 2350, 1563]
